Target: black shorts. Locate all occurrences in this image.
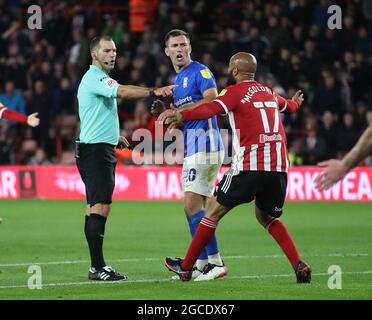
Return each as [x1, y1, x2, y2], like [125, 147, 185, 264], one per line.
[76, 143, 117, 206]
[214, 171, 287, 218]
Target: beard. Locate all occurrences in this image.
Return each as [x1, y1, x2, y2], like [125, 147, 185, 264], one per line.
[227, 73, 235, 86]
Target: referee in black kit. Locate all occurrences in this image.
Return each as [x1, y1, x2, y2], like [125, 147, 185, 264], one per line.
[76, 35, 175, 281]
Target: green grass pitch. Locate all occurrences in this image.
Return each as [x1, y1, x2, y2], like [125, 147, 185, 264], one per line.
[0, 200, 371, 300]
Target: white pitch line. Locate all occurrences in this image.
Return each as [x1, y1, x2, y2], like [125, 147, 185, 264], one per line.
[229, 270, 372, 280]
[0, 253, 368, 268]
[0, 258, 158, 268]
[1, 270, 372, 290]
[0, 278, 171, 289]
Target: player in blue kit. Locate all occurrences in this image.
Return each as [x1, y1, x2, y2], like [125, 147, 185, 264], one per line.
[155, 29, 228, 281]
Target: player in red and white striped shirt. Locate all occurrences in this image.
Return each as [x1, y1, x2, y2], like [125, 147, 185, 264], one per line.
[0, 102, 39, 223]
[0, 102, 40, 127]
[162, 52, 311, 283]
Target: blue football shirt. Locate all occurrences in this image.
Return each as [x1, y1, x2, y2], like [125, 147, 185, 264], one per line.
[173, 61, 224, 157]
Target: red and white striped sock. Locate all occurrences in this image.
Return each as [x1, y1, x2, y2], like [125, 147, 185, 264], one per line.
[182, 217, 217, 270]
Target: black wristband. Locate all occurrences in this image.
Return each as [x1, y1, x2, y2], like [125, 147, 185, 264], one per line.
[117, 141, 133, 150]
[149, 89, 157, 98]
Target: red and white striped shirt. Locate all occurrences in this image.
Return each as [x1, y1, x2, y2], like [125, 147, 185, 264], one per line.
[0, 102, 28, 123]
[182, 80, 299, 173]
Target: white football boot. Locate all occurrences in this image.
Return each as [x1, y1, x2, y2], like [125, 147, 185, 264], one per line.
[194, 263, 228, 281]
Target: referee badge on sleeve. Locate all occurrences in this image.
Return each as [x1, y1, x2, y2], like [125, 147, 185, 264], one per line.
[105, 79, 117, 88]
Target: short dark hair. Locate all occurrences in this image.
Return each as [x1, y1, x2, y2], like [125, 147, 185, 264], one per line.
[164, 29, 190, 47]
[89, 36, 113, 52]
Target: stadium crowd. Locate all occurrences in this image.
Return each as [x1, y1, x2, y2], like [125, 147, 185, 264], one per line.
[0, 0, 371, 166]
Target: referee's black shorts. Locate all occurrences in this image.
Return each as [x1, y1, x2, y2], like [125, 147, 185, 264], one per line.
[76, 143, 117, 206]
[214, 171, 287, 218]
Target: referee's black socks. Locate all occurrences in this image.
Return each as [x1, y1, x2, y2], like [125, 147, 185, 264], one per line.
[85, 213, 107, 269]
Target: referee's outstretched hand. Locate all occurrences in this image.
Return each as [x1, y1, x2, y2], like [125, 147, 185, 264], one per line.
[154, 85, 177, 97]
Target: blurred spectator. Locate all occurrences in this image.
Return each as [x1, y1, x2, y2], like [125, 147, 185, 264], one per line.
[264, 73, 285, 96]
[213, 28, 240, 65]
[272, 48, 292, 88]
[0, 123, 13, 164]
[101, 18, 125, 47]
[2, 43, 28, 90]
[355, 27, 372, 56]
[28, 148, 52, 165]
[298, 128, 328, 165]
[341, 15, 355, 52]
[53, 78, 76, 115]
[156, 1, 172, 39]
[318, 111, 338, 158]
[312, 72, 341, 115]
[351, 51, 372, 104]
[264, 15, 291, 51]
[154, 62, 172, 88]
[291, 25, 305, 52]
[354, 101, 368, 129]
[288, 54, 305, 87]
[243, 26, 269, 60]
[339, 71, 352, 113]
[336, 112, 361, 155]
[68, 31, 89, 83]
[319, 29, 341, 64]
[28, 80, 53, 149]
[300, 40, 322, 84]
[312, 0, 331, 30]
